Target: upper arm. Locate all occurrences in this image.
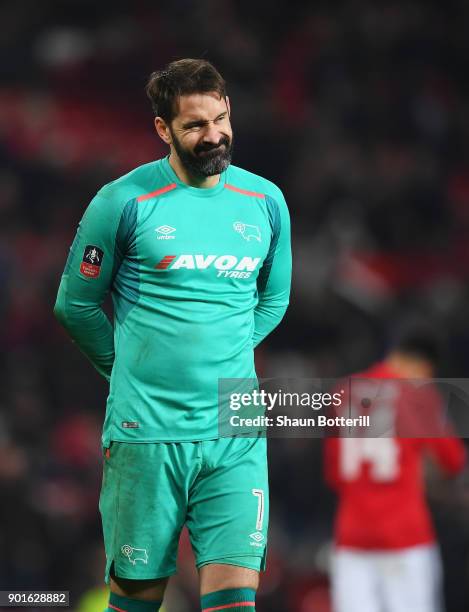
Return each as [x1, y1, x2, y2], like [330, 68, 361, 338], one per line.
[54, 191, 126, 316]
[415, 386, 467, 475]
[425, 437, 467, 475]
[257, 189, 292, 302]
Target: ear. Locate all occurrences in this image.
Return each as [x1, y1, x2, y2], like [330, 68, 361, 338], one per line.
[154, 117, 172, 145]
[225, 96, 231, 117]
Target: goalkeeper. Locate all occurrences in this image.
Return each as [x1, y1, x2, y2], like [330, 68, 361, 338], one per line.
[54, 58, 291, 612]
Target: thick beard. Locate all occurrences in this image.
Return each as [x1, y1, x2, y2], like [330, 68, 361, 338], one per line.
[170, 129, 233, 178]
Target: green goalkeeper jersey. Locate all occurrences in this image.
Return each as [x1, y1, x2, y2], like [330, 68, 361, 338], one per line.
[54, 156, 291, 445]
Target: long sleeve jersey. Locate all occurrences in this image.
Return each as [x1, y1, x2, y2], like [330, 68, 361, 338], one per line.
[324, 362, 466, 549]
[54, 156, 291, 446]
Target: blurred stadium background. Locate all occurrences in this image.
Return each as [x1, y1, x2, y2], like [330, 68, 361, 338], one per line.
[2, 0, 469, 610]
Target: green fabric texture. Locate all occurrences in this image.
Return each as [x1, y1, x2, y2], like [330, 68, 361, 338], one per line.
[99, 437, 268, 584]
[54, 156, 291, 444]
[201, 587, 256, 610]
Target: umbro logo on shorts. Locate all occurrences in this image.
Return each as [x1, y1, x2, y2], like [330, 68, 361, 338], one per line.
[249, 531, 264, 547]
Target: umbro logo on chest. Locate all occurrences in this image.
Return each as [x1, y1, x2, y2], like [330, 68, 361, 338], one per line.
[155, 225, 176, 240]
[154, 221, 261, 242]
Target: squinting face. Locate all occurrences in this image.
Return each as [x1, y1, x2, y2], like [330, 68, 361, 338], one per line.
[168, 92, 233, 177]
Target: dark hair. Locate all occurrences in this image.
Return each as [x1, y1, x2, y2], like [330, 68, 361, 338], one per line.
[145, 58, 227, 122]
[392, 324, 443, 366]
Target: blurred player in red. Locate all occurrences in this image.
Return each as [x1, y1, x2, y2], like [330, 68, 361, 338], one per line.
[324, 329, 466, 612]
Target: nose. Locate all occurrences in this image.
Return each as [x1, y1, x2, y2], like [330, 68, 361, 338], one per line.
[202, 121, 222, 145]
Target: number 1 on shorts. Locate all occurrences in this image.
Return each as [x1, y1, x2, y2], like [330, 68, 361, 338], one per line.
[252, 488, 264, 531]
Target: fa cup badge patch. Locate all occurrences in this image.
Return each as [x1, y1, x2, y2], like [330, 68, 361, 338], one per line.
[80, 245, 104, 278]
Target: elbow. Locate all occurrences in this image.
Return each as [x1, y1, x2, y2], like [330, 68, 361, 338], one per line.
[53, 296, 68, 327]
[452, 444, 467, 475]
[453, 453, 467, 476]
[279, 292, 290, 316]
[53, 300, 62, 321]
[272, 296, 290, 322]
[444, 453, 467, 477]
[275, 301, 289, 327]
[281, 300, 290, 317]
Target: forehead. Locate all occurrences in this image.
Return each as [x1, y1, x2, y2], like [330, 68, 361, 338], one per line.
[174, 92, 228, 122]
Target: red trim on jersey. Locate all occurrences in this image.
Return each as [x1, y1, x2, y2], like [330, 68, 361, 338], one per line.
[155, 255, 176, 269]
[224, 183, 265, 198]
[137, 183, 177, 202]
[202, 603, 256, 612]
[109, 604, 127, 612]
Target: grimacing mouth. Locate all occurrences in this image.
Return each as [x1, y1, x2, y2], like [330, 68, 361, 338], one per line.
[195, 139, 229, 156]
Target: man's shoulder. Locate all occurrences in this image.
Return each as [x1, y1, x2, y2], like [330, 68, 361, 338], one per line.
[95, 158, 170, 204]
[227, 165, 286, 205]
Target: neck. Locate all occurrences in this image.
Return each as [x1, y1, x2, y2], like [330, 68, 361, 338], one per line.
[168, 152, 220, 188]
[385, 353, 433, 378]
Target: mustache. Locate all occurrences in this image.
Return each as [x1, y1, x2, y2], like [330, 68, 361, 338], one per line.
[194, 136, 231, 155]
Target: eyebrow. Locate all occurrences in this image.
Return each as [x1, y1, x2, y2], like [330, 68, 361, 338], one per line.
[181, 112, 227, 129]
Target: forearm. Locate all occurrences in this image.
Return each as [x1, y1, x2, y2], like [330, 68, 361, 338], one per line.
[53, 189, 128, 380]
[253, 191, 291, 348]
[253, 298, 289, 348]
[54, 276, 115, 381]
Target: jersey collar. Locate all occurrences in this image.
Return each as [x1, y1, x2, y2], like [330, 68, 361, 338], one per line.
[161, 155, 229, 198]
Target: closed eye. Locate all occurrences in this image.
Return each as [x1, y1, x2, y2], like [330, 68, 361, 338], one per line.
[182, 113, 227, 130]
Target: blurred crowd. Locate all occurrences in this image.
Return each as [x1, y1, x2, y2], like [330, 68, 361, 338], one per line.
[2, 0, 469, 610]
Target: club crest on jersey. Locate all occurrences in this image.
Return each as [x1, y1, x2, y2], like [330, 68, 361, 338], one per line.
[80, 245, 104, 278]
[155, 254, 261, 279]
[233, 221, 261, 242]
[155, 225, 176, 240]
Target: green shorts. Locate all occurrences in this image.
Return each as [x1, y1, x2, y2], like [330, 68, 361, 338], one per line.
[98, 435, 268, 584]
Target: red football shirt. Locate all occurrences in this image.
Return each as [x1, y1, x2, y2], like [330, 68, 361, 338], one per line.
[324, 362, 466, 549]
